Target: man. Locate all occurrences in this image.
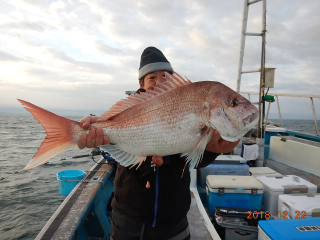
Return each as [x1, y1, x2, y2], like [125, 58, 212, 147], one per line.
[77, 47, 239, 240]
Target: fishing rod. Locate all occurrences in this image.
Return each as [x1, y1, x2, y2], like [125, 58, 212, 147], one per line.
[0, 149, 116, 182]
[44, 148, 102, 165]
[43, 154, 93, 165]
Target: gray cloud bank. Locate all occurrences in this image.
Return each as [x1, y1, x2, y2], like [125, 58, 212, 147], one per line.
[0, 0, 319, 119]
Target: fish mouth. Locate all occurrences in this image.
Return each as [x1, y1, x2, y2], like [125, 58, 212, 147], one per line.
[243, 111, 259, 124]
[219, 134, 240, 142]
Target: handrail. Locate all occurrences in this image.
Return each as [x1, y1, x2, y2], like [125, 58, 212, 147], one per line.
[240, 92, 319, 136]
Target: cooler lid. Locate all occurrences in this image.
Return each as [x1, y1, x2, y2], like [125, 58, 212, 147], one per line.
[249, 167, 277, 174]
[256, 175, 317, 193]
[279, 194, 320, 217]
[206, 175, 263, 190]
[249, 167, 283, 177]
[215, 206, 264, 218]
[259, 218, 320, 239]
[213, 155, 247, 164]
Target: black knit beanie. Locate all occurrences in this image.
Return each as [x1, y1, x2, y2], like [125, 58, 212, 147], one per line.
[138, 47, 173, 80]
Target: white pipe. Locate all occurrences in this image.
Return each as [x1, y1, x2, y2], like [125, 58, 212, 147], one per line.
[240, 92, 320, 99]
[266, 101, 271, 122]
[310, 97, 319, 136]
[248, 0, 263, 4]
[236, 0, 249, 93]
[275, 96, 283, 127]
[245, 32, 262, 36]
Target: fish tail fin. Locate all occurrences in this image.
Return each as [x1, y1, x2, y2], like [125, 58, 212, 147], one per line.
[18, 99, 81, 170]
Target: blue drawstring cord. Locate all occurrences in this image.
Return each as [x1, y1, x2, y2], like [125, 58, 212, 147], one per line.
[152, 156, 170, 227]
[152, 165, 160, 227]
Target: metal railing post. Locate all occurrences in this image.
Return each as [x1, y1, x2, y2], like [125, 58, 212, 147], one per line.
[266, 101, 271, 122]
[275, 96, 283, 127]
[310, 97, 319, 136]
[236, 0, 249, 93]
[241, 91, 320, 135]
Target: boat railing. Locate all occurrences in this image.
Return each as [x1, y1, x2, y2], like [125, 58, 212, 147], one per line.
[241, 91, 320, 136]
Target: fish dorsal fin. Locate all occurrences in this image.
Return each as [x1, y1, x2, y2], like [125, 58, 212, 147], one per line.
[98, 72, 191, 121]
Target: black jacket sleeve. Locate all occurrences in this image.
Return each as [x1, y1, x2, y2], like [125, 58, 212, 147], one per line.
[196, 151, 220, 169]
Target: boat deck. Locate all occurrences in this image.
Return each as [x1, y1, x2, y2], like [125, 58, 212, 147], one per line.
[36, 158, 220, 240]
[245, 134, 320, 192]
[266, 159, 320, 193]
[188, 190, 216, 240]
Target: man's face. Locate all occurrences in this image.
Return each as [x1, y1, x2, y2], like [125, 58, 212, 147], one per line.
[139, 71, 167, 90]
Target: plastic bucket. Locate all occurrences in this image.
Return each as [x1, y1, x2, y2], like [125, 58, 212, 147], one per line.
[57, 170, 86, 196]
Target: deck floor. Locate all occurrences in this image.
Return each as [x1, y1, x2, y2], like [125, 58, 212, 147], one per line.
[187, 191, 215, 240]
[266, 159, 320, 192]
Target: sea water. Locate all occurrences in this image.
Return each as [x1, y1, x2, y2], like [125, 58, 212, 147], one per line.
[0, 115, 319, 239]
[0, 115, 94, 240]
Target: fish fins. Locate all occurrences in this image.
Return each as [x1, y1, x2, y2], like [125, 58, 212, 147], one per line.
[99, 144, 146, 168]
[17, 99, 79, 170]
[97, 72, 191, 121]
[181, 126, 213, 171]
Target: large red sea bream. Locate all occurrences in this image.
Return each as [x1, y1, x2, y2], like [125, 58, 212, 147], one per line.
[18, 72, 259, 170]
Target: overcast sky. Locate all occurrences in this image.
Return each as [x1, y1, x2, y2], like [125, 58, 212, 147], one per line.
[0, 0, 319, 119]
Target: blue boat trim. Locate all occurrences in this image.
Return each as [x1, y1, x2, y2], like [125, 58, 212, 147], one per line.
[285, 130, 320, 143]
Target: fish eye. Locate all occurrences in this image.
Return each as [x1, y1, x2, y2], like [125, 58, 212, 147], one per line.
[230, 99, 238, 107]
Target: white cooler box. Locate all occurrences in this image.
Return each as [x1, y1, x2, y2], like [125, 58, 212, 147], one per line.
[256, 175, 317, 217]
[206, 175, 263, 216]
[249, 167, 282, 177]
[278, 193, 320, 219]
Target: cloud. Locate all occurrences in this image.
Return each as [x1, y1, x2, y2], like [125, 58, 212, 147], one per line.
[94, 40, 124, 56]
[0, 21, 44, 32]
[0, 0, 319, 120]
[0, 51, 23, 62]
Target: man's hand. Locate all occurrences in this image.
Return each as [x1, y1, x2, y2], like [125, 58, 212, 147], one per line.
[77, 116, 110, 149]
[205, 129, 240, 153]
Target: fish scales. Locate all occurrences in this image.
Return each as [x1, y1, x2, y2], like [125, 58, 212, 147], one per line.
[92, 82, 213, 156]
[18, 73, 259, 170]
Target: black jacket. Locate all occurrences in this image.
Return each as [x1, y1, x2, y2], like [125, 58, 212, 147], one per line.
[111, 151, 219, 225]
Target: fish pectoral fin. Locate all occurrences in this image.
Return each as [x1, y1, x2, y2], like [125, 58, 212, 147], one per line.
[181, 126, 213, 171]
[99, 145, 146, 169]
